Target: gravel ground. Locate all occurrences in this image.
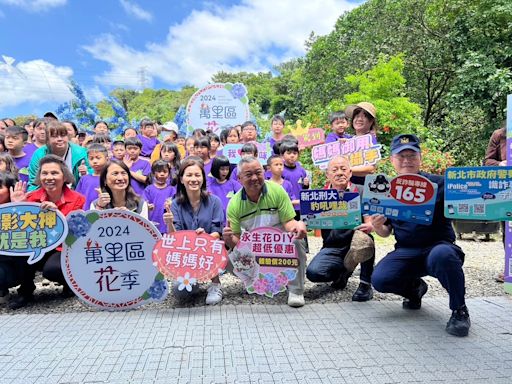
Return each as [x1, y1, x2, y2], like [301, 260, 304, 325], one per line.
[0, 234, 508, 314]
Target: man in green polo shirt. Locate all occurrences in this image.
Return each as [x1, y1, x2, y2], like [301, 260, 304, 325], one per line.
[223, 156, 308, 307]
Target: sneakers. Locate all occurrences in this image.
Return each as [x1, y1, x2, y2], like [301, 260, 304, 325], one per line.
[331, 269, 352, 290]
[344, 230, 375, 272]
[446, 305, 470, 337]
[287, 292, 305, 308]
[205, 283, 223, 305]
[402, 279, 428, 310]
[351, 282, 373, 302]
[0, 289, 9, 305]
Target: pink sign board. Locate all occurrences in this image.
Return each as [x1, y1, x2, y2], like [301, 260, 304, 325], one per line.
[230, 226, 298, 298]
[297, 128, 325, 149]
[152, 231, 228, 291]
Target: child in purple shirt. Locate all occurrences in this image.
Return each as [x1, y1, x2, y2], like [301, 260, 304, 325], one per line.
[194, 136, 213, 177]
[75, 144, 109, 210]
[137, 119, 159, 158]
[325, 111, 352, 143]
[207, 156, 241, 222]
[4, 126, 30, 182]
[266, 155, 298, 205]
[280, 141, 309, 211]
[124, 137, 151, 196]
[230, 142, 258, 181]
[143, 160, 176, 233]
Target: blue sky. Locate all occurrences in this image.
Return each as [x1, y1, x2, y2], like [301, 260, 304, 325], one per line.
[0, 0, 362, 119]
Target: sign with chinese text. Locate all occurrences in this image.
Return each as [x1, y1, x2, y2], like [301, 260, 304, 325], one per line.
[231, 227, 298, 298]
[300, 189, 361, 229]
[62, 210, 167, 310]
[362, 174, 438, 224]
[296, 128, 325, 149]
[152, 231, 228, 291]
[505, 94, 512, 293]
[444, 166, 512, 221]
[312, 134, 382, 170]
[186, 83, 250, 135]
[222, 143, 272, 165]
[0, 202, 68, 264]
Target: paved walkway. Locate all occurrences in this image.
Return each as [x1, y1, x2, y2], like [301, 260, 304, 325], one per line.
[0, 296, 510, 384]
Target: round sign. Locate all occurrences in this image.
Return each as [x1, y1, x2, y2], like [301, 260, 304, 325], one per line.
[390, 174, 435, 205]
[186, 83, 250, 135]
[152, 231, 228, 287]
[62, 210, 167, 310]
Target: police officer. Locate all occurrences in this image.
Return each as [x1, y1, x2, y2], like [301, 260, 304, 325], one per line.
[370, 134, 470, 337]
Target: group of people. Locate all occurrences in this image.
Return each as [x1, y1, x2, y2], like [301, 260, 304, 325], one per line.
[0, 102, 478, 337]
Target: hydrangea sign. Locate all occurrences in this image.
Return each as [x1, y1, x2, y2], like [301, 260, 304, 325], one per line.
[444, 166, 512, 220]
[62, 210, 167, 310]
[230, 227, 298, 298]
[152, 231, 228, 291]
[362, 173, 438, 224]
[186, 83, 250, 135]
[0, 203, 68, 264]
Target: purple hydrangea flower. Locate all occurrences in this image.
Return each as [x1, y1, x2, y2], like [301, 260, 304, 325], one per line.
[148, 279, 167, 300]
[230, 83, 246, 99]
[67, 213, 91, 237]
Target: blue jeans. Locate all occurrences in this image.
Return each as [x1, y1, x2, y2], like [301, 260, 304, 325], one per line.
[306, 247, 375, 284]
[372, 242, 465, 310]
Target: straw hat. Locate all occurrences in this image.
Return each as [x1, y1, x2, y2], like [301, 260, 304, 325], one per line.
[345, 102, 376, 119]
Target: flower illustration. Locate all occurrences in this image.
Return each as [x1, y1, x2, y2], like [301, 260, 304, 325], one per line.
[67, 212, 91, 237]
[252, 277, 268, 295]
[148, 279, 167, 300]
[276, 273, 288, 287]
[230, 83, 247, 99]
[177, 272, 197, 292]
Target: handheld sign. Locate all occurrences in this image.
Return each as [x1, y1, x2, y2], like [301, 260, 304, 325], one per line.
[222, 143, 272, 165]
[230, 227, 298, 298]
[62, 210, 167, 310]
[312, 134, 381, 170]
[362, 174, 438, 224]
[444, 166, 512, 220]
[296, 128, 325, 149]
[0, 202, 68, 264]
[152, 231, 228, 291]
[300, 189, 361, 229]
[186, 83, 250, 135]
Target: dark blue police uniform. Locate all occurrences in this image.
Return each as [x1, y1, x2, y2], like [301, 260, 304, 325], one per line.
[371, 172, 466, 310]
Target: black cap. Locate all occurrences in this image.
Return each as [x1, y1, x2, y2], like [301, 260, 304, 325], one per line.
[390, 134, 421, 155]
[43, 111, 58, 120]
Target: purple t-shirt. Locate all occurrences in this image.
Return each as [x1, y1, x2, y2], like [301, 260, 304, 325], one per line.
[13, 154, 30, 182]
[129, 158, 151, 196]
[137, 134, 160, 157]
[75, 174, 100, 210]
[203, 159, 213, 178]
[325, 132, 352, 143]
[143, 184, 176, 233]
[23, 143, 40, 158]
[207, 178, 242, 216]
[282, 163, 307, 211]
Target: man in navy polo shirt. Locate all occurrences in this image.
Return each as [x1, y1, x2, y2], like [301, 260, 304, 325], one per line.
[370, 134, 470, 337]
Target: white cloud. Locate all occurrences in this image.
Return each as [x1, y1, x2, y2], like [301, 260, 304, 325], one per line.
[119, 0, 152, 22]
[84, 0, 359, 89]
[0, 58, 74, 108]
[0, 0, 67, 12]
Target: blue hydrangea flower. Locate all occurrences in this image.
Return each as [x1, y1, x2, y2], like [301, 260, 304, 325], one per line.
[148, 279, 167, 300]
[264, 272, 276, 283]
[67, 213, 91, 237]
[230, 83, 246, 99]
